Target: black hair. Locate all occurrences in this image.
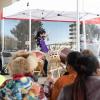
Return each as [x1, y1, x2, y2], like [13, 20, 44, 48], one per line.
[72, 55, 99, 100]
[76, 55, 99, 76]
[35, 29, 46, 39]
[66, 51, 82, 70]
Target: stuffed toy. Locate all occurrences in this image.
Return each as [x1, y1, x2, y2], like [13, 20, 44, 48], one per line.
[48, 50, 61, 69]
[31, 50, 45, 76]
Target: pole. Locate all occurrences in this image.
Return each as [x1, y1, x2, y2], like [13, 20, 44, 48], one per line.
[82, 0, 87, 50]
[76, 0, 80, 51]
[83, 19, 87, 49]
[29, 10, 32, 51]
[1, 19, 4, 66]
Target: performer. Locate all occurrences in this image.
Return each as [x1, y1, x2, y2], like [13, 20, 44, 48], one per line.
[35, 29, 48, 76]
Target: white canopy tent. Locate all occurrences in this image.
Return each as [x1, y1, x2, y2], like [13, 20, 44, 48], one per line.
[1, 0, 100, 53]
[3, 0, 100, 21]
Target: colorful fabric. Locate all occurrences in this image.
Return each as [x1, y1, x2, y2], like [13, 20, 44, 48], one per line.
[0, 77, 41, 100]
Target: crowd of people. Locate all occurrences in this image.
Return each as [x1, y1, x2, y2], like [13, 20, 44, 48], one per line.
[0, 48, 100, 100]
[0, 29, 100, 100]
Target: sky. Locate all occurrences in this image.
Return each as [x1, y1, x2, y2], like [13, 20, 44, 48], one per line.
[4, 20, 19, 38]
[42, 21, 72, 44]
[4, 20, 73, 44]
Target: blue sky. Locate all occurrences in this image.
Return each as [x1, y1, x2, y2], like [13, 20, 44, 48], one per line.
[4, 20, 72, 44]
[42, 21, 72, 44]
[4, 20, 19, 38]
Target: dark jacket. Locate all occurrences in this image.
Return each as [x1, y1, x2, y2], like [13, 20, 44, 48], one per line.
[58, 76, 100, 100]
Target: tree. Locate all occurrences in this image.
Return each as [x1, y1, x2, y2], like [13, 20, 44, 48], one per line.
[10, 20, 43, 50]
[4, 36, 17, 50]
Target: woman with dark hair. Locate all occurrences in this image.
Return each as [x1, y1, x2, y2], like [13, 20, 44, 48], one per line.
[51, 51, 81, 100]
[35, 29, 48, 76]
[58, 55, 100, 100]
[35, 29, 48, 53]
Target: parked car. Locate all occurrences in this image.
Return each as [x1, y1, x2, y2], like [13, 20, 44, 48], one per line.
[2, 52, 12, 64]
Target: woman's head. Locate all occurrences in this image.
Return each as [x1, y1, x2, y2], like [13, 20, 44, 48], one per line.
[81, 49, 94, 56]
[36, 29, 46, 39]
[66, 51, 82, 70]
[76, 55, 99, 76]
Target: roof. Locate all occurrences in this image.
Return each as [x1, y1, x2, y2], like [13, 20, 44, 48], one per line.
[2, 0, 100, 22]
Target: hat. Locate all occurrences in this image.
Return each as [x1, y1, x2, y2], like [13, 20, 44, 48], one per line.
[59, 48, 71, 64]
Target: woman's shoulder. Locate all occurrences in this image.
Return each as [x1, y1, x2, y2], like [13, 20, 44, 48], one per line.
[86, 76, 100, 88]
[62, 83, 73, 92]
[87, 76, 100, 83]
[86, 76, 100, 100]
[60, 76, 100, 94]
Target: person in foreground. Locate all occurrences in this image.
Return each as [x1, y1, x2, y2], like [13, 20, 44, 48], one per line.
[58, 55, 100, 100]
[50, 51, 81, 100]
[0, 50, 46, 100]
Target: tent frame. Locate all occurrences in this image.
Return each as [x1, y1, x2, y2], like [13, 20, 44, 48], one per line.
[1, 0, 82, 52]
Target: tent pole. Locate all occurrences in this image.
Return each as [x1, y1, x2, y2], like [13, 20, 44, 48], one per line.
[82, 0, 86, 50]
[76, 0, 80, 51]
[83, 19, 87, 49]
[29, 10, 31, 51]
[1, 19, 4, 66]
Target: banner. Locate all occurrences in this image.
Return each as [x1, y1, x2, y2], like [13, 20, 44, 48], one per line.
[85, 17, 100, 24]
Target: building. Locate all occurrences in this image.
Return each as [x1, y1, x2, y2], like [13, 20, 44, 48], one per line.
[69, 22, 76, 50]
